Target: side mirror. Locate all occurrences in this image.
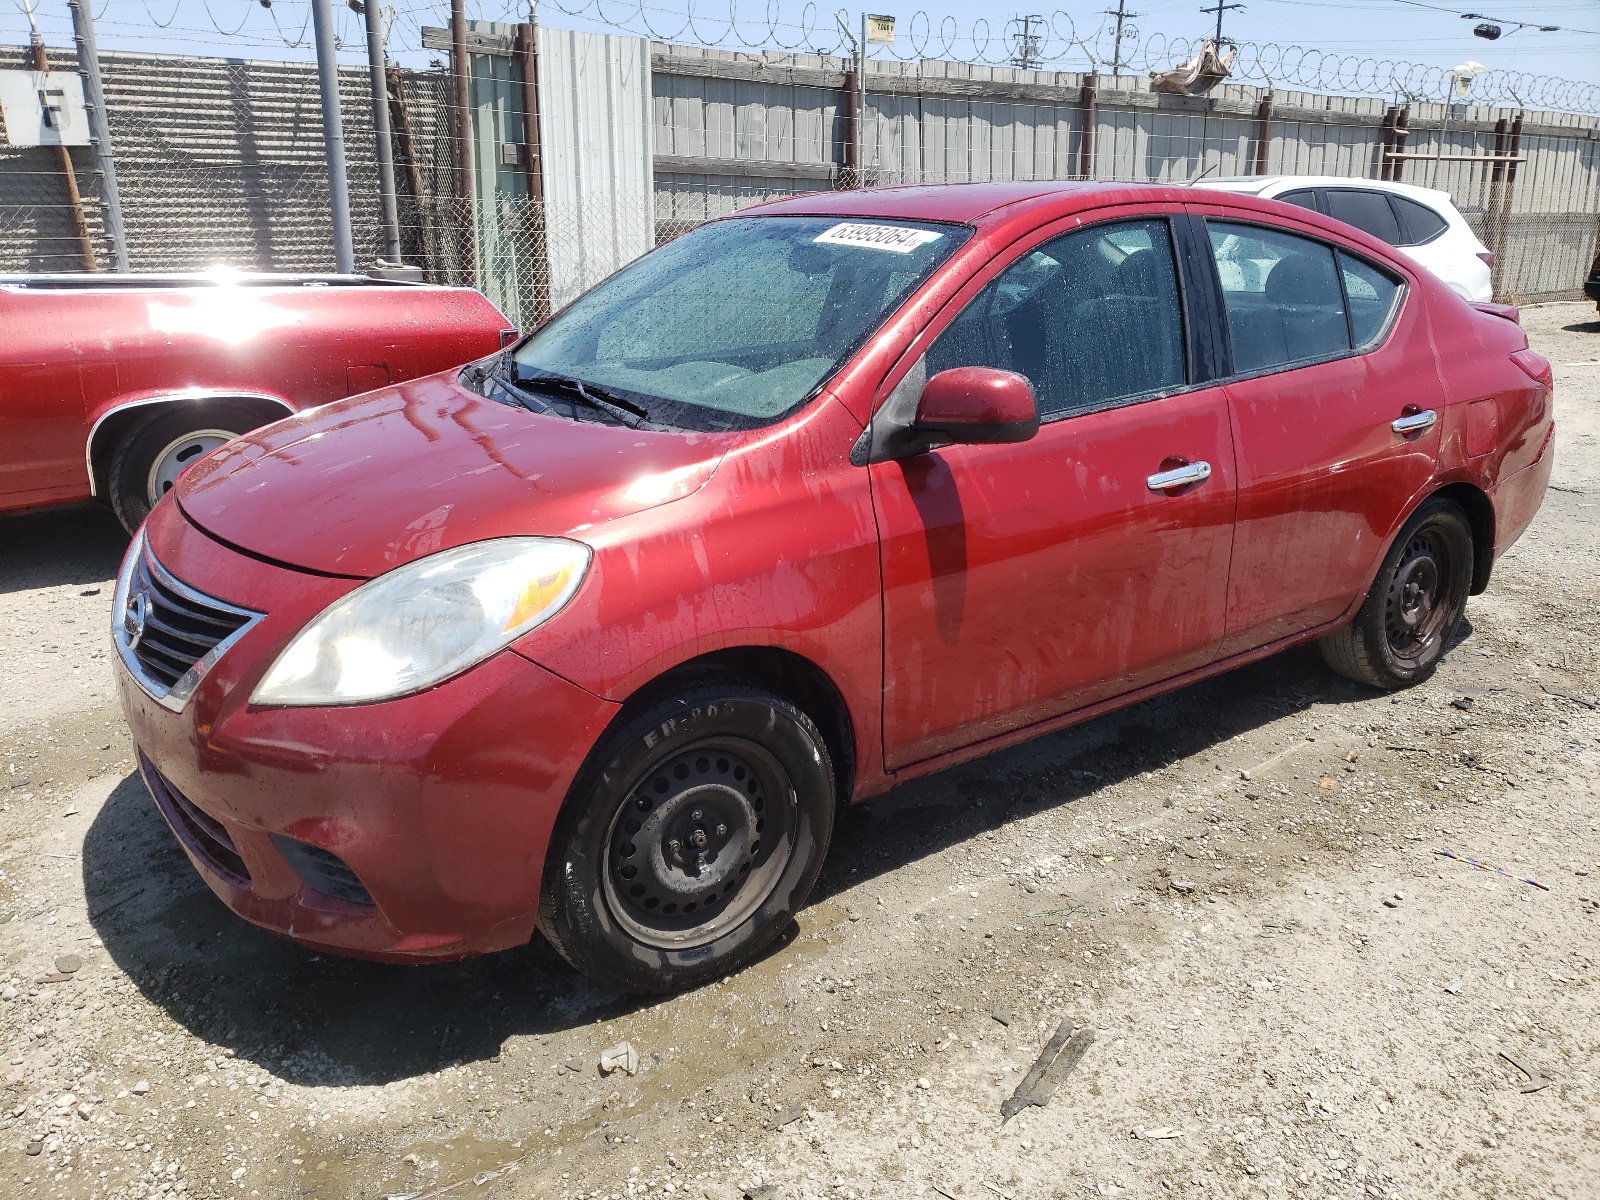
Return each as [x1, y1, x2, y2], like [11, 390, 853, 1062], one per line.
[913, 367, 1040, 446]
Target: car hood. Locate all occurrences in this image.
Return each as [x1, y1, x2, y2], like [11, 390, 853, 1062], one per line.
[175, 371, 732, 577]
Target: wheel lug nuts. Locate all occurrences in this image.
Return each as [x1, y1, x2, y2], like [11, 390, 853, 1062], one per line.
[690, 809, 702, 821]
[715, 823, 727, 837]
[667, 839, 681, 854]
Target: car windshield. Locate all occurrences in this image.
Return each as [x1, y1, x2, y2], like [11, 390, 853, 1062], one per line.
[508, 215, 969, 431]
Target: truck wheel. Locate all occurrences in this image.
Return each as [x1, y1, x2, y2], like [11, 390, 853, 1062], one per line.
[1319, 498, 1474, 690]
[108, 408, 254, 533]
[538, 678, 835, 995]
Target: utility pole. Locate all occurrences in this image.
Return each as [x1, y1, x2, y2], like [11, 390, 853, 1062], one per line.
[21, 0, 95, 270]
[1199, 0, 1244, 45]
[68, 0, 127, 270]
[1010, 14, 1045, 70]
[359, 0, 402, 265]
[1105, 0, 1138, 78]
[309, 0, 356, 272]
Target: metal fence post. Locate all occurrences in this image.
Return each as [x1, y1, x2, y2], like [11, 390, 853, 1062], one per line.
[362, 1, 403, 264]
[68, 0, 128, 270]
[310, 0, 356, 272]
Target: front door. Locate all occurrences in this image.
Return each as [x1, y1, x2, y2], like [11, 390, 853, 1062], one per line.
[872, 213, 1238, 771]
[1194, 213, 1446, 656]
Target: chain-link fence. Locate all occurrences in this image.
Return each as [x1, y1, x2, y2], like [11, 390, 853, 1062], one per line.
[3, 36, 1598, 312]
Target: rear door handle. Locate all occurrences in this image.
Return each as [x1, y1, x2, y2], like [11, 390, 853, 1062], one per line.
[1146, 460, 1212, 491]
[1391, 409, 1438, 435]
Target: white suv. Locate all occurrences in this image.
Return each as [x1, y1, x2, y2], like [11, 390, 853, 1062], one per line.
[1192, 176, 1494, 302]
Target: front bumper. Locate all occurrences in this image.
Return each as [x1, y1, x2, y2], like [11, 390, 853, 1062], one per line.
[116, 502, 620, 961]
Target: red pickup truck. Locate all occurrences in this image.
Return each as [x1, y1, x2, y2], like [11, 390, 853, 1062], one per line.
[1, 272, 513, 532]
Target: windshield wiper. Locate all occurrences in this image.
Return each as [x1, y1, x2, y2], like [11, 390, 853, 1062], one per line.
[511, 367, 651, 427]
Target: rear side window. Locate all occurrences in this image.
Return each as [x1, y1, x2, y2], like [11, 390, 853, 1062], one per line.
[1390, 196, 1449, 246]
[1325, 189, 1403, 245]
[1338, 252, 1403, 347]
[1207, 222, 1350, 373]
[1278, 188, 1321, 213]
[925, 219, 1187, 418]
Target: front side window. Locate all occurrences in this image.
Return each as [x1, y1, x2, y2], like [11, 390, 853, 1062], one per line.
[924, 219, 1187, 419]
[508, 216, 967, 431]
[1208, 222, 1351, 373]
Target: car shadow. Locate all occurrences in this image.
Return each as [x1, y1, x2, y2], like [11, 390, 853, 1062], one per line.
[85, 621, 1474, 1087]
[0, 504, 128, 595]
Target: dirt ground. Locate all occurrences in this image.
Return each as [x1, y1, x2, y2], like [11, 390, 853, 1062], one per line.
[0, 302, 1597, 1200]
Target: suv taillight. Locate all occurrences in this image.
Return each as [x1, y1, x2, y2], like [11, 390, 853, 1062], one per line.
[1477, 252, 1496, 268]
[1510, 349, 1552, 391]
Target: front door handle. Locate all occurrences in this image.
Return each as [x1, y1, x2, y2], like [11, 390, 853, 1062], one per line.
[1391, 408, 1438, 435]
[1146, 460, 1212, 491]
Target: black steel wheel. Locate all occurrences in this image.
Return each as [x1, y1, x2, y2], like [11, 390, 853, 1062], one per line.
[1320, 497, 1474, 690]
[539, 678, 834, 994]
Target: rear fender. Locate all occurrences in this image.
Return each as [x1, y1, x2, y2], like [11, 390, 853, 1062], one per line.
[85, 389, 296, 499]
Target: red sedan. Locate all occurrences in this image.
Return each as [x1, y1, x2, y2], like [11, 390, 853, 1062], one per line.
[113, 183, 1554, 994]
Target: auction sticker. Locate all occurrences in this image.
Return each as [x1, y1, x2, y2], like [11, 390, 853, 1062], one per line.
[813, 223, 944, 253]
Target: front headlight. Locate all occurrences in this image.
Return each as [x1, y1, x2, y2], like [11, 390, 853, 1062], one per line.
[251, 538, 590, 706]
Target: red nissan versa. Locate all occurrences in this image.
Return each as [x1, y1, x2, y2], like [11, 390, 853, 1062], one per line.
[112, 182, 1554, 994]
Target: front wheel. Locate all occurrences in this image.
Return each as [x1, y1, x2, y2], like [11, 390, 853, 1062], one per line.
[538, 679, 835, 994]
[1319, 497, 1474, 689]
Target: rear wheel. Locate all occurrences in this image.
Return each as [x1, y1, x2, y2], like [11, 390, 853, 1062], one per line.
[538, 679, 834, 994]
[109, 407, 254, 532]
[1319, 498, 1474, 689]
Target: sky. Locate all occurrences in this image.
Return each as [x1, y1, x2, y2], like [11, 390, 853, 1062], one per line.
[3, 0, 1597, 97]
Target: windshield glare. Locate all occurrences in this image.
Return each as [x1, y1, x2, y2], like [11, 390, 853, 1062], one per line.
[511, 216, 968, 431]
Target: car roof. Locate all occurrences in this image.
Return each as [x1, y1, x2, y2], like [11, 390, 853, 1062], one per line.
[1193, 175, 1456, 206]
[736, 181, 1202, 228]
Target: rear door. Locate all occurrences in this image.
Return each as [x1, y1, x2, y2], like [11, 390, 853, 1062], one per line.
[1188, 209, 1446, 657]
[872, 208, 1237, 769]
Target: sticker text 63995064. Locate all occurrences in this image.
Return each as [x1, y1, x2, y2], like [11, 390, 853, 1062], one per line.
[812, 223, 945, 254]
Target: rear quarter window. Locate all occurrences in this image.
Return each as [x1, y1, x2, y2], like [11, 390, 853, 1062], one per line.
[1390, 196, 1450, 246]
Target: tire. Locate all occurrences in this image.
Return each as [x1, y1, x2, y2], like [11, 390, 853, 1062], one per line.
[538, 678, 835, 995]
[1319, 497, 1474, 690]
[108, 407, 256, 533]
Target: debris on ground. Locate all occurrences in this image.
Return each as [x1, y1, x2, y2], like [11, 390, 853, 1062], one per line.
[992, 1006, 1013, 1027]
[770, 1104, 806, 1129]
[1132, 1126, 1184, 1140]
[1436, 848, 1551, 891]
[1382, 893, 1404, 908]
[599, 1041, 640, 1076]
[1001, 1020, 1096, 1121]
[1541, 684, 1597, 709]
[53, 953, 81, 974]
[1500, 1051, 1553, 1094]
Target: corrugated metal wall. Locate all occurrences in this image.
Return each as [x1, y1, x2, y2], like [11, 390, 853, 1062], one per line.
[538, 27, 654, 310]
[0, 46, 403, 274]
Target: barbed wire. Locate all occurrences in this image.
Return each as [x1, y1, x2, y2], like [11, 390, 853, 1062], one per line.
[6, 0, 1598, 112]
[533, 0, 1600, 112]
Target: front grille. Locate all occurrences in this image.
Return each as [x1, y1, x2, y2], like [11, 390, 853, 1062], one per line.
[271, 836, 375, 906]
[127, 549, 252, 690]
[141, 754, 252, 887]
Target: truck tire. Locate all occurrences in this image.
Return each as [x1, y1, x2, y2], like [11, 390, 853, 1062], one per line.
[108, 407, 255, 533]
